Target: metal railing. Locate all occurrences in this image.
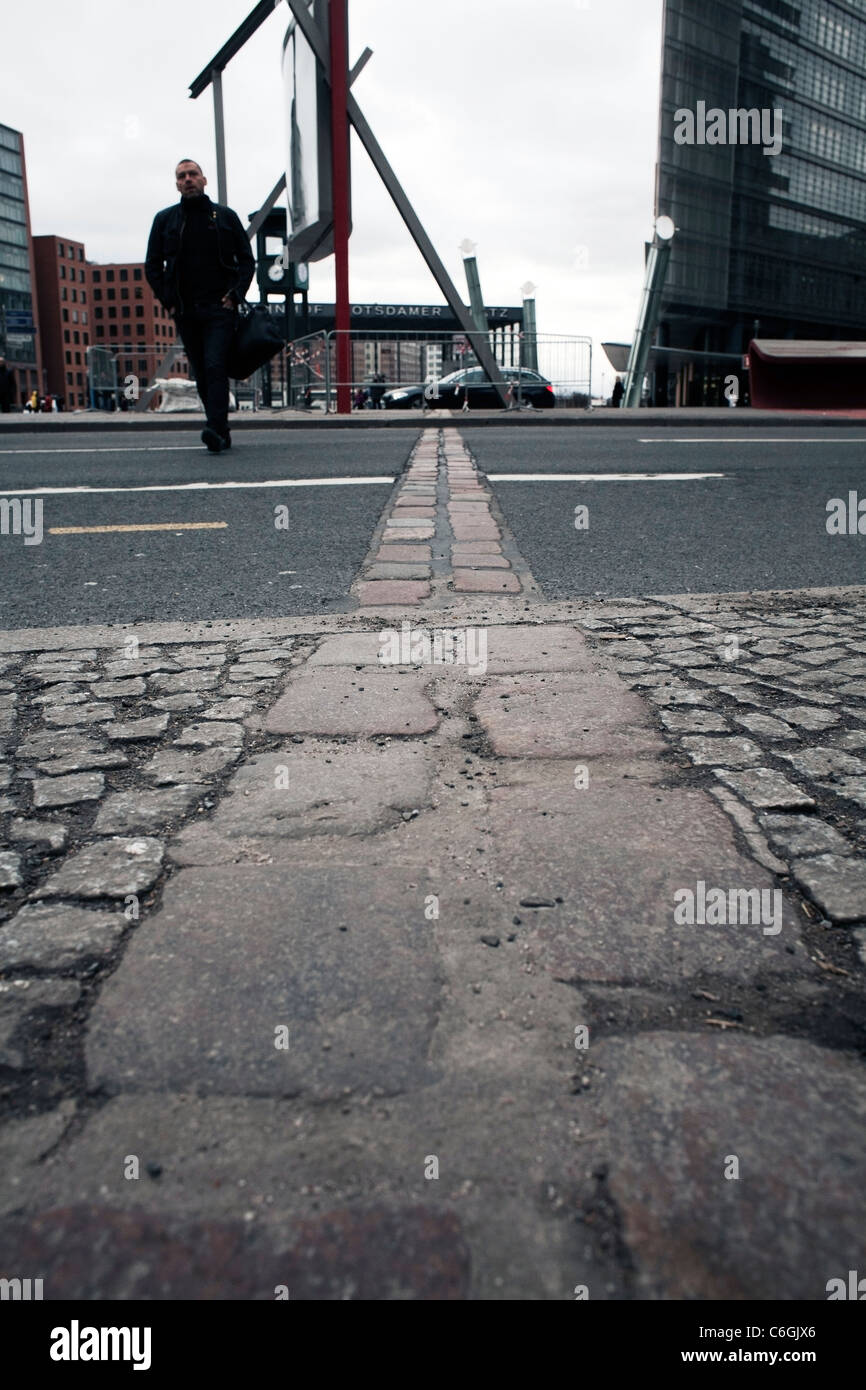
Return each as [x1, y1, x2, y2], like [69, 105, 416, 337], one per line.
[87, 343, 190, 411]
[106, 328, 592, 414]
[264, 328, 592, 412]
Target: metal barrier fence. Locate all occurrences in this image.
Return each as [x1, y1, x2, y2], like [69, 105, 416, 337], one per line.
[87, 344, 191, 411]
[93, 330, 592, 414]
[267, 329, 592, 412]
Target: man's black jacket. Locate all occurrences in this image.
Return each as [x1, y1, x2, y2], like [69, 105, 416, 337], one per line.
[145, 195, 255, 315]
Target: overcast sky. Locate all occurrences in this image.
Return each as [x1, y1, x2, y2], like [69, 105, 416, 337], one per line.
[4, 0, 665, 392]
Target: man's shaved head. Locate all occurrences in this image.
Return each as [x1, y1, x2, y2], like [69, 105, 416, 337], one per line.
[175, 160, 208, 198]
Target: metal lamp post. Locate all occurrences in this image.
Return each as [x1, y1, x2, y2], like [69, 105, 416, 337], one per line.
[622, 215, 676, 409]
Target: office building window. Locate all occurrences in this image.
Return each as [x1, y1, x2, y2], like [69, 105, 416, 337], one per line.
[64, 329, 70, 343]
[59, 264, 65, 278]
[92, 269, 101, 283]
[93, 288, 102, 300]
[121, 287, 129, 300]
[107, 288, 115, 300]
[58, 243, 65, 257]
[62, 308, 69, 321]
[65, 350, 71, 364]
[133, 267, 142, 280]
[106, 269, 115, 282]
[71, 289, 77, 303]
[120, 268, 128, 281]
[73, 330, 79, 344]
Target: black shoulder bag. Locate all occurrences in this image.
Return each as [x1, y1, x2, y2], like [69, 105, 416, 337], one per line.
[226, 301, 285, 381]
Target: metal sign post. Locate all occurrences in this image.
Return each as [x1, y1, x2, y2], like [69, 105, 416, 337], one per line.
[328, 0, 352, 413]
[286, 0, 507, 406]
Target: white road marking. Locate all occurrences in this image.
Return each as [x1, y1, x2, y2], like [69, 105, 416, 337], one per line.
[639, 437, 866, 444]
[0, 477, 393, 496]
[0, 446, 215, 455]
[49, 522, 228, 535]
[487, 472, 725, 482]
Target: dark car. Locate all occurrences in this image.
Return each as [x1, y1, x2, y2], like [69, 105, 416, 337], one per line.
[382, 366, 556, 410]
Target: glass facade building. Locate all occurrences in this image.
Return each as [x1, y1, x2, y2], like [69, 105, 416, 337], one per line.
[0, 122, 41, 398]
[655, 0, 866, 404]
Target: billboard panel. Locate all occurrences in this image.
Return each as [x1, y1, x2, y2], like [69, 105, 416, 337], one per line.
[282, 0, 350, 263]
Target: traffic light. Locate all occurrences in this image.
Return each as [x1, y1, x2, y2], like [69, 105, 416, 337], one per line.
[256, 209, 289, 294]
[255, 209, 309, 296]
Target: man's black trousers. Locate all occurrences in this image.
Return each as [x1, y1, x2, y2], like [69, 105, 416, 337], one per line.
[175, 301, 236, 439]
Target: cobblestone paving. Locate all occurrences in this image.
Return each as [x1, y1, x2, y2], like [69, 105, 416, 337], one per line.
[0, 633, 309, 1088]
[580, 593, 866, 942]
[353, 429, 534, 607]
[1, 593, 864, 1299]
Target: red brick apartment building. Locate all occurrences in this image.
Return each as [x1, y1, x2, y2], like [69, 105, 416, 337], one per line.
[89, 261, 188, 395]
[33, 244, 188, 407]
[32, 235, 89, 406]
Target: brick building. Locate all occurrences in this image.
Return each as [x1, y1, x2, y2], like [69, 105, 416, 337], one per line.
[89, 261, 188, 399]
[32, 235, 89, 407]
[33, 246, 190, 408]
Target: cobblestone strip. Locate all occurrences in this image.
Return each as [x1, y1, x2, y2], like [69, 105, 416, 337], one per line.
[0, 633, 310, 1099]
[576, 593, 866, 950]
[353, 431, 437, 607]
[353, 429, 536, 609]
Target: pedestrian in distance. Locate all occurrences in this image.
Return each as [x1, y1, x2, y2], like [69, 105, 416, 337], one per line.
[0, 356, 17, 413]
[145, 158, 255, 454]
[370, 371, 386, 409]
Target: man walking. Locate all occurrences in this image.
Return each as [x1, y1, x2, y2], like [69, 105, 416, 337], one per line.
[146, 159, 255, 453]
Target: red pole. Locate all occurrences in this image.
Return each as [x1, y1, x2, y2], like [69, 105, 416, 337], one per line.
[329, 0, 351, 414]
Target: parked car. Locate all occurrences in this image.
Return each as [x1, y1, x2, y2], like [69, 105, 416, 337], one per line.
[382, 367, 556, 410]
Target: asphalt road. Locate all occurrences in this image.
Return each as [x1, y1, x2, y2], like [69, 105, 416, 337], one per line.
[1, 424, 864, 627]
[0, 428, 410, 628]
[464, 426, 866, 599]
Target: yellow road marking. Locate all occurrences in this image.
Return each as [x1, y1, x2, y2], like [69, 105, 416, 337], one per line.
[48, 522, 228, 535]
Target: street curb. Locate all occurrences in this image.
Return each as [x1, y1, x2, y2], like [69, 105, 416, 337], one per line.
[3, 586, 865, 653]
[3, 409, 866, 434]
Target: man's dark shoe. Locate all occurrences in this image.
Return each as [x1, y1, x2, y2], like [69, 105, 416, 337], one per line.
[201, 427, 225, 454]
[222, 431, 232, 449]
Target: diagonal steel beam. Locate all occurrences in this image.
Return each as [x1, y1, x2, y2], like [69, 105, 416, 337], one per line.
[285, 0, 507, 403]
